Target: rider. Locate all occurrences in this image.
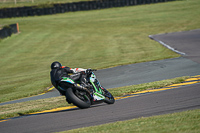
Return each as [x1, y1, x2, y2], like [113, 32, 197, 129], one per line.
[50, 61, 90, 97]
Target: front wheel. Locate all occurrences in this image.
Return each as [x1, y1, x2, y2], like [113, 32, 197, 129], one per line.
[65, 88, 91, 109]
[103, 88, 115, 104]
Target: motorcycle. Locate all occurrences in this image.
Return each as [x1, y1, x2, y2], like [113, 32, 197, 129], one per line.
[60, 69, 115, 109]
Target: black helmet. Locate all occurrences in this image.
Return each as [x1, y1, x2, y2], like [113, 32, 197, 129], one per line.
[51, 61, 62, 69]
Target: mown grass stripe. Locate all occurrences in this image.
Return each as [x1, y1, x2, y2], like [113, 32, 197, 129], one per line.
[115, 75, 200, 100]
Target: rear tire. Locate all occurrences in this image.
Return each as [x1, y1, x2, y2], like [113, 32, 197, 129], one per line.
[65, 88, 91, 109]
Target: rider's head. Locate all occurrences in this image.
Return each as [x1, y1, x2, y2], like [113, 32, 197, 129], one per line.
[51, 61, 62, 69]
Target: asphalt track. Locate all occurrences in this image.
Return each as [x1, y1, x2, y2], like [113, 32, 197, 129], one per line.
[0, 29, 200, 132]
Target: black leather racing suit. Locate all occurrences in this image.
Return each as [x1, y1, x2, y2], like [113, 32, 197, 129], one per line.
[50, 66, 87, 96]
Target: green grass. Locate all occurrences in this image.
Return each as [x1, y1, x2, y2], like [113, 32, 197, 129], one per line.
[0, 96, 68, 120]
[0, 0, 200, 103]
[109, 76, 188, 97]
[0, 76, 189, 120]
[60, 109, 200, 133]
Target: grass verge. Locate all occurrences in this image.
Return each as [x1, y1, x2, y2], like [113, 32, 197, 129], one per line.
[0, 76, 189, 120]
[60, 109, 200, 133]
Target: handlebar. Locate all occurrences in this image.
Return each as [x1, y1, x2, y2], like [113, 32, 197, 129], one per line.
[86, 68, 97, 74]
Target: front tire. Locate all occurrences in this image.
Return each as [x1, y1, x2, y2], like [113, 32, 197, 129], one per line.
[65, 88, 91, 109]
[103, 89, 115, 104]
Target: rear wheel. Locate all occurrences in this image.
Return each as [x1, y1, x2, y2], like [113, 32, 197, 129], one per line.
[65, 88, 91, 109]
[103, 88, 115, 104]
